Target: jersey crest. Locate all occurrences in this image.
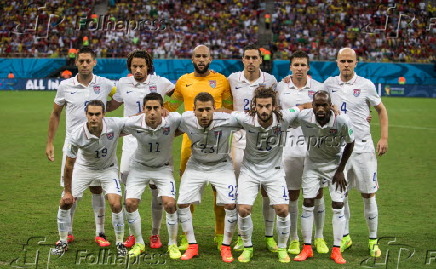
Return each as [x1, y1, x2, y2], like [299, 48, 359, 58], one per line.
[353, 89, 361, 97]
[308, 90, 316, 98]
[106, 132, 114, 140]
[149, 85, 157, 93]
[209, 80, 216, 88]
[93, 85, 101, 94]
[163, 127, 170, 135]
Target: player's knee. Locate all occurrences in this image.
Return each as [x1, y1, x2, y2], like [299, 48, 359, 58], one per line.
[125, 198, 139, 212]
[303, 198, 315, 207]
[289, 190, 300, 201]
[163, 200, 176, 214]
[89, 186, 103, 194]
[238, 206, 251, 217]
[110, 201, 122, 213]
[274, 205, 289, 217]
[224, 203, 236, 210]
[361, 193, 375, 198]
[332, 201, 344, 209]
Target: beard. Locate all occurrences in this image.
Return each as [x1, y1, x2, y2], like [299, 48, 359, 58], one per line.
[257, 111, 272, 123]
[194, 62, 210, 74]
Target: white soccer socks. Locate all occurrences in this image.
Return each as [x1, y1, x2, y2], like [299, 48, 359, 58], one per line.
[314, 197, 326, 239]
[263, 197, 275, 237]
[332, 208, 345, 246]
[112, 211, 124, 244]
[151, 188, 163, 236]
[92, 193, 105, 236]
[57, 208, 71, 242]
[289, 200, 299, 241]
[127, 209, 144, 244]
[276, 215, 291, 249]
[363, 196, 378, 239]
[178, 207, 197, 244]
[223, 208, 238, 245]
[238, 214, 254, 247]
[166, 212, 178, 245]
[301, 206, 314, 244]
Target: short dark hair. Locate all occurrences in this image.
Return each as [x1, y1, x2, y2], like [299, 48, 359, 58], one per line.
[85, 99, 105, 113]
[77, 47, 96, 59]
[249, 86, 282, 121]
[243, 44, 262, 58]
[289, 50, 310, 66]
[194, 92, 215, 107]
[313, 90, 331, 103]
[127, 50, 154, 73]
[143, 92, 163, 106]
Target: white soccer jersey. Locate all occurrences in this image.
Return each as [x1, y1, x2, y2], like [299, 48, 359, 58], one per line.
[113, 75, 175, 152]
[296, 109, 354, 162]
[179, 111, 241, 167]
[232, 109, 299, 176]
[228, 71, 277, 149]
[54, 75, 114, 139]
[66, 117, 126, 170]
[277, 77, 324, 157]
[324, 73, 381, 153]
[123, 112, 181, 168]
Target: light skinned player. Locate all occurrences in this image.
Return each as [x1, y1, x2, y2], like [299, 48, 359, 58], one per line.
[107, 50, 174, 249]
[228, 44, 279, 252]
[277, 50, 328, 255]
[166, 45, 233, 250]
[46, 48, 114, 247]
[293, 91, 354, 264]
[324, 48, 388, 257]
[121, 93, 181, 259]
[231, 87, 306, 263]
[176, 92, 240, 263]
[52, 100, 126, 256]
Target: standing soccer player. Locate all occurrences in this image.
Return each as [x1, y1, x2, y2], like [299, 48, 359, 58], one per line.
[277, 50, 328, 255]
[176, 92, 239, 263]
[324, 48, 388, 257]
[293, 91, 354, 264]
[52, 100, 126, 256]
[121, 93, 181, 259]
[107, 50, 174, 249]
[46, 48, 114, 247]
[232, 87, 302, 263]
[227, 44, 279, 252]
[166, 44, 233, 250]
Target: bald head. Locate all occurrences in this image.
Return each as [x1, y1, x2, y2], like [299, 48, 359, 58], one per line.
[192, 45, 212, 76]
[192, 45, 210, 57]
[336, 48, 358, 82]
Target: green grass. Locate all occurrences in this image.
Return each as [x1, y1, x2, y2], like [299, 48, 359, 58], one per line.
[0, 92, 435, 268]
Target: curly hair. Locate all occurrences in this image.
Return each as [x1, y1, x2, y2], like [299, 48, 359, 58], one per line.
[126, 50, 154, 74]
[248, 86, 283, 122]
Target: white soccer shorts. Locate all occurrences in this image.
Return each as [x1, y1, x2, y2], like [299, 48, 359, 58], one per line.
[125, 163, 176, 199]
[345, 152, 379, 194]
[284, 156, 305, 190]
[60, 147, 100, 187]
[72, 166, 122, 198]
[177, 160, 237, 206]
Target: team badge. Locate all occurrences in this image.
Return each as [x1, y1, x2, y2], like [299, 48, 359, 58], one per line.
[353, 89, 361, 97]
[163, 127, 170, 135]
[214, 130, 222, 139]
[93, 85, 100, 94]
[209, 80, 216, 88]
[149, 85, 157, 93]
[106, 132, 114, 140]
[308, 90, 316, 98]
[329, 129, 337, 134]
[273, 126, 281, 135]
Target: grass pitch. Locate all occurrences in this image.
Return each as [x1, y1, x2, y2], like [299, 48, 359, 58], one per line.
[0, 91, 435, 268]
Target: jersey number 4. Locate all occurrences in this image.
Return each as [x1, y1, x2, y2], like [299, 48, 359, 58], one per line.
[341, 102, 347, 113]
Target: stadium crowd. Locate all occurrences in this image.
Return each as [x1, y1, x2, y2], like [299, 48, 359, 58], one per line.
[1, 0, 434, 63]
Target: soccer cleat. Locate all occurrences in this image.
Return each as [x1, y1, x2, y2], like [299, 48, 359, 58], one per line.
[294, 244, 314, 261]
[168, 244, 182, 259]
[238, 247, 253, 263]
[314, 238, 329, 254]
[233, 236, 244, 251]
[266, 237, 278, 252]
[150, 235, 163, 249]
[51, 241, 68, 255]
[116, 243, 127, 256]
[67, 234, 75, 243]
[369, 239, 382, 257]
[287, 240, 300, 255]
[95, 233, 111, 247]
[214, 234, 224, 251]
[178, 234, 188, 251]
[331, 246, 347, 264]
[128, 243, 145, 257]
[340, 235, 352, 252]
[181, 244, 199, 260]
[123, 235, 135, 248]
[220, 245, 234, 263]
[277, 248, 291, 263]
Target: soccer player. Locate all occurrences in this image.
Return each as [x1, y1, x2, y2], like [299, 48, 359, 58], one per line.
[121, 93, 181, 259]
[277, 50, 328, 255]
[166, 44, 233, 250]
[231, 87, 302, 263]
[177, 92, 239, 262]
[227, 44, 279, 252]
[46, 48, 114, 247]
[293, 91, 354, 264]
[107, 50, 174, 249]
[324, 48, 388, 257]
[52, 100, 126, 256]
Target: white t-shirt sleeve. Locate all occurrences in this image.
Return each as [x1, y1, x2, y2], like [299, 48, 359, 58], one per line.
[342, 115, 355, 144]
[160, 76, 175, 95]
[65, 139, 78, 158]
[112, 80, 123, 103]
[366, 81, 381, 107]
[54, 83, 66, 106]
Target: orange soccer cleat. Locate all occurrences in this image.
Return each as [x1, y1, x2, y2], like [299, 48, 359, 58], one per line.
[294, 244, 314, 261]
